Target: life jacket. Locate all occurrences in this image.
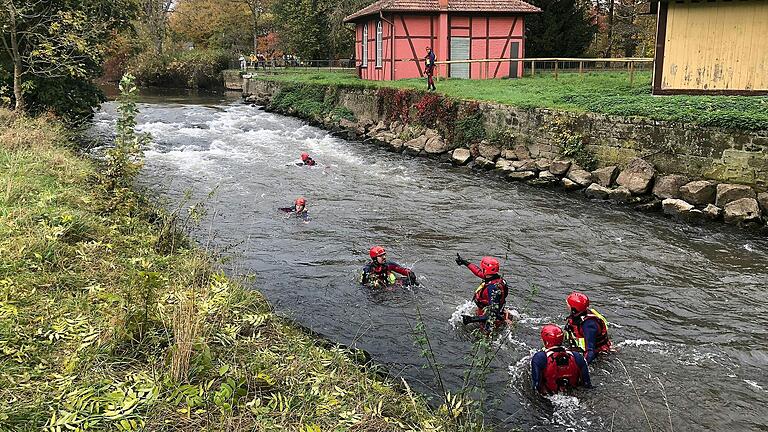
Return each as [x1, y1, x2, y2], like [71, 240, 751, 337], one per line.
[565, 308, 611, 353]
[473, 276, 508, 309]
[362, 263, 397, 287]
[541, 347, 582, 394]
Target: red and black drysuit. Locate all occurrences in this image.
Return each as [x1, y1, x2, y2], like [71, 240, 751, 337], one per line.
[565, 310, 611, 364]
[360, 261, 415, 287]
[531, 346, 591, 394]
[466, 263, 509, 328]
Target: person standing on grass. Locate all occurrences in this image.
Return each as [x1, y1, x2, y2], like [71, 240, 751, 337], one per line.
[424, 46, 436, 91]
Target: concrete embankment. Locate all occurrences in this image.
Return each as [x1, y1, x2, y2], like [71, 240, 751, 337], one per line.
[242, 78, 768, 234]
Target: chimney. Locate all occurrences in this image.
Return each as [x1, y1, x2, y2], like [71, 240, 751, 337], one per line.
[439, 0, 448, 9]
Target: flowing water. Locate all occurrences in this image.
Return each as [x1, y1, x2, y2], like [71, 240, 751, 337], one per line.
[90, 90, 768, 431]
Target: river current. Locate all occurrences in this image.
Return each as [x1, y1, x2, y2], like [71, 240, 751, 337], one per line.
[89, 90, 768, 431]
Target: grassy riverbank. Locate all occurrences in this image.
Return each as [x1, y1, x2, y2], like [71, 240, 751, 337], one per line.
[246, 69, 768, 131]
[0, 109, 463, 431]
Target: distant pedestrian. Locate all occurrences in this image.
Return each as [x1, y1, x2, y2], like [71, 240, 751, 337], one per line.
[257, 53, 266, 70]
[239, 54, 246, 71]
[424, 47, 436, 91]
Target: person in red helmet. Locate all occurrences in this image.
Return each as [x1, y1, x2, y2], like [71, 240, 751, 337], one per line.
[279, 197, 310, 222]
[531, 324, 591, 394]
[456, 253, 509, 331]
[360, 246, 417, 288]
[298, 152, 316, 166]
[564, 292, 611, 363]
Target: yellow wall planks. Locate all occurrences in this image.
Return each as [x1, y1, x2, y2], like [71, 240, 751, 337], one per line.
[662, 0, 768, 91]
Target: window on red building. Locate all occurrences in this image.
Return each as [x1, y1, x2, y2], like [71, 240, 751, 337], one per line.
[362, 24, 368, 68]
[375, 21, 383, 68]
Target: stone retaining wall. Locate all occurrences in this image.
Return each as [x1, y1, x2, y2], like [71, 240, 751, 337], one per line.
[242, 78, 768, 234]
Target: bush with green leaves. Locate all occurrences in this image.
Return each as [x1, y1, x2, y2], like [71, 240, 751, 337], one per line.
[129, 49, 230, 89]
[104, 74, 148, 191]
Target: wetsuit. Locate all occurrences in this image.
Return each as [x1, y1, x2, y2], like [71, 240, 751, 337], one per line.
[531, 347, 591, 394]
[467, 263, 509, 325]
[280, 205, 310, 222]
[565, 309, 611, 363]
[302, 157, 316, 166]
[360, 261, 414, 287]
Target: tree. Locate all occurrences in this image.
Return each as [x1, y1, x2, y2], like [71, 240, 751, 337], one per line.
[525, 0, 597, 58]
[170, 0, 250, 50]
[0, 0, 133, 115]
[141, 0, 173, 55]
[237, 0, 271, 55]
[271, 0, 367, 60]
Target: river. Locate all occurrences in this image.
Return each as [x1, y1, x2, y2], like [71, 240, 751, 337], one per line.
[89, 89, 768, 431]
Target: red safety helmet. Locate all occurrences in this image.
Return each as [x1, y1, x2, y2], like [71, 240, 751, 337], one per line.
[541, 324, 564, 348]
[480, 256, 500, 276]
[295, 197, 306, 206]
[301, 152, 310, 161]
[566, 292, 590, 313]
[369, 246, 386, 259]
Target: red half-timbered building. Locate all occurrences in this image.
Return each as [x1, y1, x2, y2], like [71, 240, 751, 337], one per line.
[343, 0, 541, 81]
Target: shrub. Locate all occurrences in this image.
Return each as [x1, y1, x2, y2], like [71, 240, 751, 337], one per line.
[452, 104, 486, 147]
[378, 88, 413, 122]
[487, 127, 516, 147]
[129, 49, 230, 89]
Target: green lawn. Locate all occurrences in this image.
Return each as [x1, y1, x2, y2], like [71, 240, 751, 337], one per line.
[249, 69, 768, 131]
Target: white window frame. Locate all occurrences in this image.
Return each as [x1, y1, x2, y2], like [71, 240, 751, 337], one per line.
[375, 21, 383, 68]
[361, 24, 368, 68]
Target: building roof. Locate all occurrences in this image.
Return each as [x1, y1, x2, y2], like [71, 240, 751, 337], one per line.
[344, 0, 542, 22]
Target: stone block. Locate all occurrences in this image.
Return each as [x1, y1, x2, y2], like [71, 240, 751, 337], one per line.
[585, 183, 611, 200]
[715, 183, 756, 207]
[663, 198, 695, 217]
[452, 148, 472, 165]
[653, 175, 689, 199]
[680, 180, 717, 205]
[549, 160, 572, 176]
[567, 168, 593, 187]
[724, 198, 762, 225]
[508, 171, 536, 181]
[616, 158, 656, 195]
[591, 166, 619, 187]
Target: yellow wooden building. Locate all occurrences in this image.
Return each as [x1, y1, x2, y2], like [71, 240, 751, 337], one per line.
[652, 0, 768, 95]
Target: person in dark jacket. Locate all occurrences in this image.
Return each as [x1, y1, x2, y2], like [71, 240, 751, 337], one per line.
[456, 254, 509, 331]
[279, 197, 310, 222]
[564, 292, 612, 363]
[424, 47, 436, 91]
[531, 324, 591, 394]
[361, 246, 416, 288]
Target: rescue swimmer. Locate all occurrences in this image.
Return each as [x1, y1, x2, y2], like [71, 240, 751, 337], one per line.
[360, 246, 417, 288]
[298, 152, 316, 166]
[531, 324, 591, 394]
[564, 292, 612, 363]
[279, 197, 310, 222]
[455, 253, 510, 332]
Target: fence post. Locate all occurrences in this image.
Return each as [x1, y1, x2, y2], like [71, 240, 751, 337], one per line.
[554, 61, 558, 80]
[579, 61, 583, 76]
[629, 61, 635, 86]
[531, 61, 535, 77]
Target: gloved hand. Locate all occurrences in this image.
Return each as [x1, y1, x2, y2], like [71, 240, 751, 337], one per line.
[455, 253, 469, 267]
[408, 271, 417, 285]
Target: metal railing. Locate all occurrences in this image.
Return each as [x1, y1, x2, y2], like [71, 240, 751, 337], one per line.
[233, 57, 654, 83]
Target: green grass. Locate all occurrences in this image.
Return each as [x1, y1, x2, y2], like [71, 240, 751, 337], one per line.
[0, 109, 465, 431]
[248, 69, 768, 131]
